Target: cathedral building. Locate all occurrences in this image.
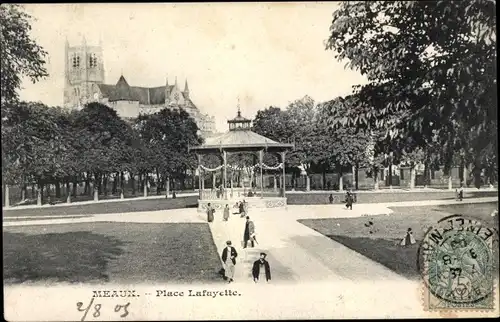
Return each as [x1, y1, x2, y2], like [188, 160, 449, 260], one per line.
[63, 37, 216, 136]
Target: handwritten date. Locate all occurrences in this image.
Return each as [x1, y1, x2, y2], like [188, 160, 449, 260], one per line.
[77, 298, 130, 321]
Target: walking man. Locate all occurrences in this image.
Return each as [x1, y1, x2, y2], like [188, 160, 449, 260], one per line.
[252, 252, 271, 283]
[221, 240, 238, 283]
[243, 216, 256, 248]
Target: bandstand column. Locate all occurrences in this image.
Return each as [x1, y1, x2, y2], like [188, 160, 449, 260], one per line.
[281, 151, 286, 198]
[259, 149, 264, 198]
[223, 150, 228, 200]
[197, 154, 202, 200]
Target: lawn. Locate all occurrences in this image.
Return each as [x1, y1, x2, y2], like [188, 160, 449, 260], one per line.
[299, 202, 499, 280]
[3, 195, 198, 217]
[3, 222, 222, 285]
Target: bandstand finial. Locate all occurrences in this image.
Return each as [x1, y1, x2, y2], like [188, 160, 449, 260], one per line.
[237, 96, 241, 117]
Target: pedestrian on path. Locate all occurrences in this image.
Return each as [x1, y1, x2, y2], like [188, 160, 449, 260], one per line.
[457, 184, 464, 201]
[206, 203, 215, 223]
[252, 252, 271, 283]
[329, 194, 334, 204]
[221, 240, 238, 283]
[400, 228, 416, 247]
[243, 216, 256, 248]
[240, 199, 248, 218]
[223, 204, 230, 221]
[345, 189, 354, 210]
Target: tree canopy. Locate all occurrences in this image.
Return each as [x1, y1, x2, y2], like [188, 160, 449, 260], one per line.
[0, 4, 48, 107]
[325, 0, 497, 171]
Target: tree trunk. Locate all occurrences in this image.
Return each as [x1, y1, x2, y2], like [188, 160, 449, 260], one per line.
[339, 172, 344, 191]
[112, 172, 118, 195]
[130, 173, 136, 195]
[192, 169, 196, 190]
[55, 181, 61, 198]
[373, 167, 380, 190]
[448, 175, 453, 191]
[291, 173, 296, 191]
[84, 175, 91, 196]
[181, 171, 186, 191]
[72, 177, 78, 197]
[306, 175, 311, 192]
[213, 172, 216, 189]
[37, 182, 43, 206]
[423, 161, 429, 188]
[4, 184, 10, 208]
[143, 173, 148, 197]
[354, 163, 359, 190]
[103, 174, 108, 196]
[21, 183, 26, 201]
[31, 184, 35, 199]
[388, 163, 393, 189]
[93, 175, 99, 201]
[410, 167, 416, 189]
[66, 180, 71, 203]
[322, 170, 327, 190]
[166, 176, 170, 198]
[156, 169, 161, 195]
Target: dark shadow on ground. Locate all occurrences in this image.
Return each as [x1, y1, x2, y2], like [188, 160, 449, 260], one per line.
[327, 235, 420, 280]
[3, 222, 223, 285]
[299, 202, 498, 280]
[3, 231, 125, 284]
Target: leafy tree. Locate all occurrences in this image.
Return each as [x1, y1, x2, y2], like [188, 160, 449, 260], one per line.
[135, 107, 202, 192]
[74, 102, 136, 195]
[318, 97, 372, 190]
[0, 4, 48, 109]
[325, 0, 497, 182]
[1, 101, 73, 203]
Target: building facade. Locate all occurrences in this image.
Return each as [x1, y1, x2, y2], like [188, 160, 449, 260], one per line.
[63, 37, 216, 137]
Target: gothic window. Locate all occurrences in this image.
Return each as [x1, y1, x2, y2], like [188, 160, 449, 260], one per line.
[72, 54, 80, 68]
[89, 53, 98, 68]
[173, 92, 180, 101]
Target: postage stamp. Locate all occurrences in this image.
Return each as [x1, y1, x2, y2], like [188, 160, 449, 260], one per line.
[418, 214, 499, 311]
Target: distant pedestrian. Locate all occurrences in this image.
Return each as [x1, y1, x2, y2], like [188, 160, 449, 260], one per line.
[491, 209, 498, 229]
[345, 189, 354, 210]
[240, 199, 248, 218]
[206, 202, 215, 223]
[243, 216, 256, 248]
[400, 228, 416, 247]
[252, 252, 271, 283]
[221, 240, 238, 283]
[329, 194, 334, 204]
[458, 184, 464, 201]
[223, 204, 230, 221]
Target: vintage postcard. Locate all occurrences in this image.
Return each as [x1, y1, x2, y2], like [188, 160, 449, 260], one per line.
[2, 2, 498, 320]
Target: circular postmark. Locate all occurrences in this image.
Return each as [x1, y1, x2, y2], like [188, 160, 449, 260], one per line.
[417, 214, 498, 306]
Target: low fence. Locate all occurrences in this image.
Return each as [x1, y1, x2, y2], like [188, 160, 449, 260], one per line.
[286, 190, 499, 205]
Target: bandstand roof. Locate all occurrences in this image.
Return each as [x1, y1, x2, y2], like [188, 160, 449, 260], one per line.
[189, 108, 294, 154]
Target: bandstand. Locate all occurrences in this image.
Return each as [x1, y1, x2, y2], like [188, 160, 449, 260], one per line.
[188, 106, 294, 213]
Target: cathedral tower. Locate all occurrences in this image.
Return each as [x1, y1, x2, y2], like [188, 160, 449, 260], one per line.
[63, 36, 105, 109]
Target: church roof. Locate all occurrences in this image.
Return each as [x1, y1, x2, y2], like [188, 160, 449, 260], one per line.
[97, 77, 190, 106]
[113, 75, 136, 101]
[190, 129, 294, 152]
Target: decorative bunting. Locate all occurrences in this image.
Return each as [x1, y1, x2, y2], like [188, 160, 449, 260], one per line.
[200, 164, 224, 172]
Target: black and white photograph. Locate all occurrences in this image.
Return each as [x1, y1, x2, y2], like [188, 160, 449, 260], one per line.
[2, 2, 498, 320]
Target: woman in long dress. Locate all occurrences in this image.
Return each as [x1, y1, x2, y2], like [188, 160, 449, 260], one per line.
[206, 203, 215, 222]
[223, 204, 230, 221]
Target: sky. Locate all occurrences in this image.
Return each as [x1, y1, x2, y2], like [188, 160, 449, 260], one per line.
[19, 3, 367, 132]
